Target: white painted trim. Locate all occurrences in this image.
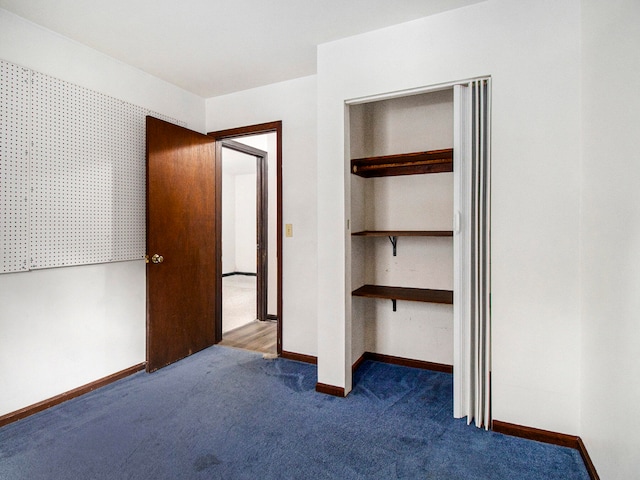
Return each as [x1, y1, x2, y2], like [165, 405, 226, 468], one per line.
[344, 76, 491, 106]
[343, 102, 353, 395]
[453, 83, 470, 418]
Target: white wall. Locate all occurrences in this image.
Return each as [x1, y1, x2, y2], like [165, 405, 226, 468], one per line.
[317, 0, 582, 435]
[0, 9, 205, 417]
[580, 0, 640, 478]
[235, 133, 279, 315]
[222, 168, 258, 275]
[221, 172, 236, 274]
[234, 173, 258, 273]
[266, 133, 278, 316]
[206, 75, 318, 356]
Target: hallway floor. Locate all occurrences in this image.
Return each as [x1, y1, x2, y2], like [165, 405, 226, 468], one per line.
[221, 274, 276, 355]
[222, 274, 256, 333]
[219, 320, 277, 355]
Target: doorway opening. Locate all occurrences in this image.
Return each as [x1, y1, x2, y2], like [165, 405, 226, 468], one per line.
[208, 122, 283, 356]
[218, 139, 273, 354]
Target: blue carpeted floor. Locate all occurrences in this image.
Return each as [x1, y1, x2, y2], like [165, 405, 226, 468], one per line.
[0, 346, 589, 479]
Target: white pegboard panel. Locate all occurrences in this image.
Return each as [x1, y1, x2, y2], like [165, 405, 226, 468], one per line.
[29, 72, 148, 269]
[0, 61, 30, 273]
[1, 59, 186, 272]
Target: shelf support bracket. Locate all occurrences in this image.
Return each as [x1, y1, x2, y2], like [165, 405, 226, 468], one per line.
[388, 236, 398, 256]
[392, 299, 397, 312]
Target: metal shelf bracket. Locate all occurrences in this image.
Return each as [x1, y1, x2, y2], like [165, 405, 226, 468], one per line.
[388, 236, 398, 256]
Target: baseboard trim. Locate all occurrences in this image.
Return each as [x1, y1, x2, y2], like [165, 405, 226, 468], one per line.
[492, 420, 578, 448]
[355, 352, 453, 374]
[492, 420, 599, 480]
[275, 352, 340, 396]
[299, 352, 452, 398]
[280, 351, 452, 374]
[352, 353, 367, 373]
[0, 363, 146, 428]
[266, 314, 278, 322]
[315, 382, 345, 397]
[577, 437, 601, 480]
[280, 351, 317, 364]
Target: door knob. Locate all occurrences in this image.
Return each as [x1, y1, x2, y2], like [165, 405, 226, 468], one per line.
[151, 254, 164, 264]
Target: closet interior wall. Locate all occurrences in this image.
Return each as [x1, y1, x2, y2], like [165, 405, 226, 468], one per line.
[349, 89, 454, 367]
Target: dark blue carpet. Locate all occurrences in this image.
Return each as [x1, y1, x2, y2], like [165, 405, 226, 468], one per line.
[0, 346, 589, 479]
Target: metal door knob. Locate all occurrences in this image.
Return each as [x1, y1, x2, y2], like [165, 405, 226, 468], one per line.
[151, 254, 164, 264]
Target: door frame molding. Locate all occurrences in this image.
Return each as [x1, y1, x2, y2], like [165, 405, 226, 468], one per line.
[208, 121, 283, 354]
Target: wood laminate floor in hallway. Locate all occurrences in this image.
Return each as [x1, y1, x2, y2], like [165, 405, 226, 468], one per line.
[219, 320, 277, 355]
[220, 274, 277, 355]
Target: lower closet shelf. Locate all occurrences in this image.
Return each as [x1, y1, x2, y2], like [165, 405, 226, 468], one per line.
[352, 285, 453, 305]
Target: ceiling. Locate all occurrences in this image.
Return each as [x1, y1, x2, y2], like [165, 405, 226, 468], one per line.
[0, 0, 484, 98]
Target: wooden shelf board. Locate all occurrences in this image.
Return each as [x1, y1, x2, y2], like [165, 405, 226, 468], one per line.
[351, 148, 453, 177]
[352, 230, 453, 237]
[352, 285, 453, 305]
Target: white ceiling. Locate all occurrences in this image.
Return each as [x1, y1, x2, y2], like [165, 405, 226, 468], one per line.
[0, 0, 484, 98]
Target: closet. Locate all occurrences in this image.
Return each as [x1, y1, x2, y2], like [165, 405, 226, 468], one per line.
[349, 88, 454, 369]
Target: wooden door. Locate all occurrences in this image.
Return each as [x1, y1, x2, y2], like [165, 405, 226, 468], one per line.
[146, 116, 217, 372]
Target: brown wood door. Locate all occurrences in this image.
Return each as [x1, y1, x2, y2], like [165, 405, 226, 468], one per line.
[146, 116, 217, 372]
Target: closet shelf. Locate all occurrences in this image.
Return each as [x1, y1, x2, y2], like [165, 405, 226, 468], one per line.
[352, 230, 453, 237]
[351, 148, 453, 178]
[352, 284, 453, 305]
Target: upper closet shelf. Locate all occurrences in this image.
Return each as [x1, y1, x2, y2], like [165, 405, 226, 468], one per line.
[351, 148, 453, 177]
